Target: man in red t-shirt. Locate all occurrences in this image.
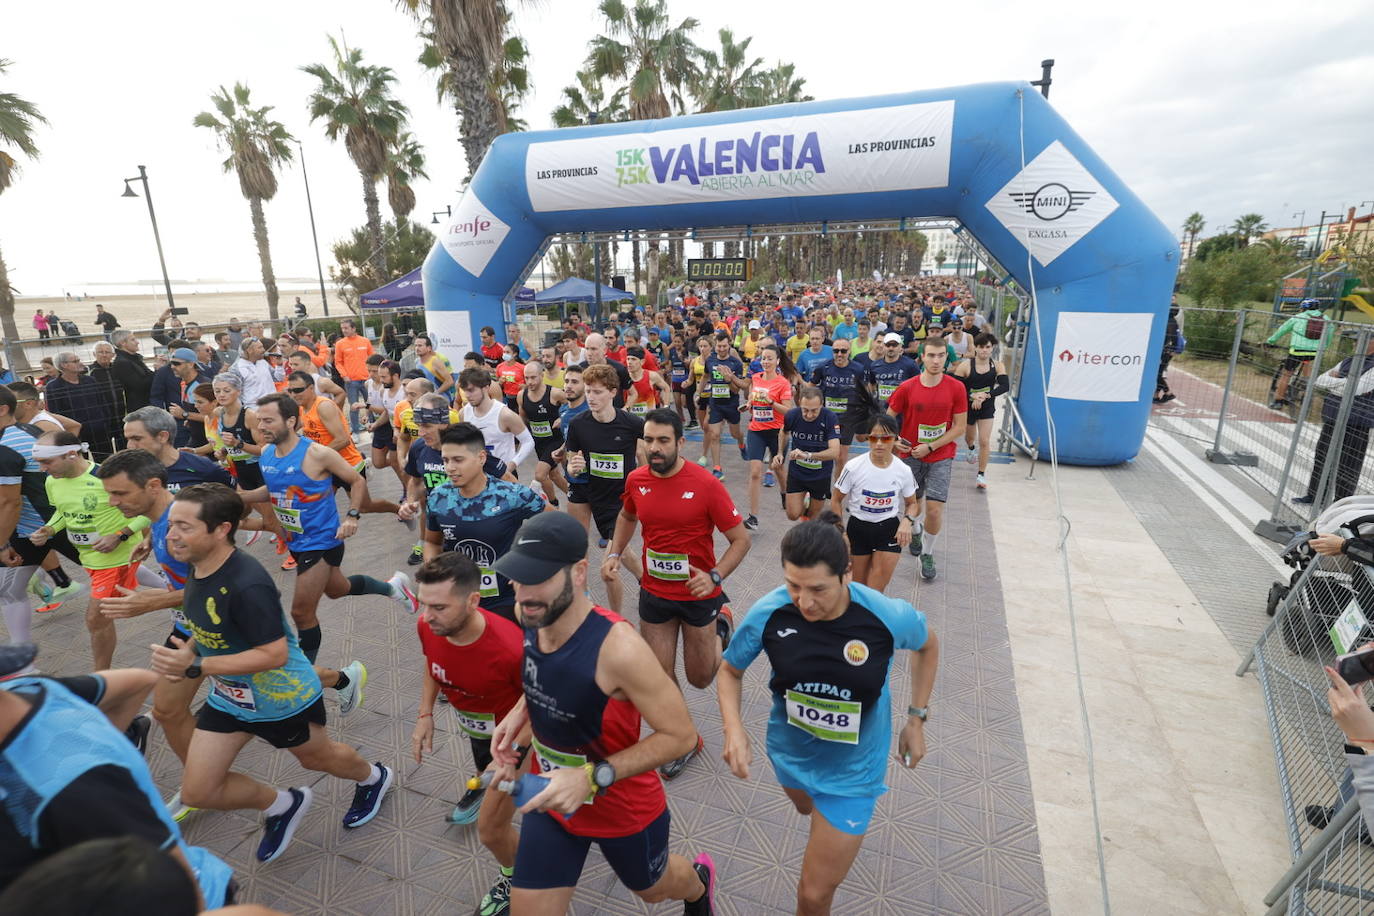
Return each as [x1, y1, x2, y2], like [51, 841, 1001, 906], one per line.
[411, 552, 529, 914]
[886, 337, 968, 582]
[479, 325, 505, 368]
[604, 407, 751, 779]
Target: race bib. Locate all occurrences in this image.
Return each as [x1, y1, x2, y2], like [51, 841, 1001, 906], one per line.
[918, 422, 946, 444]
[227, 445, 250, 461]
[795, 455, 823, 470]
[877, 382, 897, 401]
[969, 386, 990, 399]
[671, 369, 687, 382]
[752, 405, 774, 423]
[785, 689, 860, 745]
[589, 453, 624, 479]
[455, 709, 495, 738]
[272, 505, 304, 534]
[860, 489, 895, 515]
[212, 677, 257, 712]
[646, 549, 690, 581]
[68, 530, 98, 546]
[479, 566, 500, 598]
[711, 383, 730, 399]
[531, 737, 595, 805]
[530, 420, 553, 438]
[825, 396, 848, 413]
[627, 402, 650, 416]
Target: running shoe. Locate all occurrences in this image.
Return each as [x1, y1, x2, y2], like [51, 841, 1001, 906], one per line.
[36, 579, 86, 613]
[281, 554, 297, 571]
[242, 529, 262, 547]
[343, 763, 394, 828]
[660, 734, 705, 780]
[1291, 494, 1315, 505]
[920, 553, 937, 581]
[743, 515, 759, 530]
[337, 660, 368, 716]
[387, 572, 419, 614]
[738, 444, 747, 462]
[474, 869, 513, 916]
[1157, 393, 1177, 404]
[965, 444, 977, 463]
[125, 714, 151, 755]
[716, 605, 734, 652]
[407, 542, 424, 566]
[686, 418, 699, 429]
[711, 466, 723, 480]
[256, 786, 313, 862]
[448, 785, 485, 825]
[697, 456, 708, 466]
[166, 789, 198, 823]
[763, 470, 775, 488]
[683, 853, 717, 915]
[1267, 399, 1287, 410]
[976, 472, 987, 490]
[275, 536, 290, 555]
[27, 575, 53, 602]
[907, 524, 923, 558]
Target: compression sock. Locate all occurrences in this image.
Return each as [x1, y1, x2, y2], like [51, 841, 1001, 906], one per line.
[46, 567, 72, 588]
[2, 599, 32, 644]
[298, 626, 322, 664]
[347, 575, 393, 597]
[334, 670, 351, 690]
[923, 532, 940, 555]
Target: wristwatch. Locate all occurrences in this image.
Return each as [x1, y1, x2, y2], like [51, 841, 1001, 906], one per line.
[907, 705, 929, 721]
[708, 569, 724, 587]
[346, 509, 362, 520]
[592, 760, 617, 793]
[118, 530, 132, 542]
[185, 662, 203, 680]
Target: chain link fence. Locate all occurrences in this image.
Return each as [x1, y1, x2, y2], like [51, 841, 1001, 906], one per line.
[1238, 514, 1374, 914]
[1150, 307, 1374, 541]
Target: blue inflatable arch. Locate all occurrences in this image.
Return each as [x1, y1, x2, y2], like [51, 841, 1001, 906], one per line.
[422, 81, 1178, 465]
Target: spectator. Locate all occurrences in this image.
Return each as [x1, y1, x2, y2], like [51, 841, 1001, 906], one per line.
[380, 322, 403, 361]
[293, 295, 307, 319]
[109, 329, 154, 412]
[244, 320, 266, 342]
[1154, 294, 1182, 404]
[150, 309, 183, 347]
[93, 303, 120, 339]
[147, 338, 189, 415]
[507, 325, 531, 361]
[1268, 298, 1328, 409]
[31, 309, 48, 340]
[165, 347, 213, 449]
[213, 331, 237, 369]
[45, 310, 60, 336]
[296, 326, 330, 368]
[1294, 335, 1374, 506]
[88, 341, 128, 433]
[333, 317, 374, 435]
[227, 336, 277, 407]
[225, 318, 245, 351]
[0, 359, 12, 386]
[42, 351, 116, 459]
[182, 321, 202, 343]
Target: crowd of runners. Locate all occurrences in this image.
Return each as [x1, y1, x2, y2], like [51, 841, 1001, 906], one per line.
[0, 274, 1015, 915]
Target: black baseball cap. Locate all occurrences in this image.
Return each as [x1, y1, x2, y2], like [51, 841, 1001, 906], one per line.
[494, 512, 588, 585]
[0, 642, 38, 679]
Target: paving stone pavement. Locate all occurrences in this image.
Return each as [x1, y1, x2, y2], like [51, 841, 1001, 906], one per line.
[20, 435, 1049, 915]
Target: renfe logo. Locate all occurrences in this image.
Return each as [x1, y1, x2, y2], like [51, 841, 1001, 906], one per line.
[450, 217, 492, 238]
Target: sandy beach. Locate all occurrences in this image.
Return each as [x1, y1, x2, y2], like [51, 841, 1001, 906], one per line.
[13, 286, 343, 338]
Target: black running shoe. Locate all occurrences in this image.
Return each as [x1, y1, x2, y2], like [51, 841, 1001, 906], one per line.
[660, 735, 704, 780]
[716, 605, 734, 652]
[125, 714, 151, 756]
[683, 853, 716, 915]
[743, 515, 759, 530]
[343, 763, 394, 828]
[256, 787, 313, 863]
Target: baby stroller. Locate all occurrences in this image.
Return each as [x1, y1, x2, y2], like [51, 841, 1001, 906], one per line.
[58, 320, 80, 344]
[1268, 496, 1374, 658]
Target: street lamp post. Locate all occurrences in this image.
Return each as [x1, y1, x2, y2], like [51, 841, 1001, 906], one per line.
[120, 165, 176, 312]
[431, 206, 452, 225]
[587, 110, 603, 322]
[295, 140, 330, 316]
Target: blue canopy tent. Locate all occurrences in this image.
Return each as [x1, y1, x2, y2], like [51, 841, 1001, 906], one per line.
[363, 267, 536, 310]
[534, 277, 634, 324]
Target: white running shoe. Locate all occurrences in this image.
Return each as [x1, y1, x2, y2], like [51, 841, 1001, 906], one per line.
[387, 571, 418, 614]
[976, 472, 988, 490]
[336, 660, 368, 716]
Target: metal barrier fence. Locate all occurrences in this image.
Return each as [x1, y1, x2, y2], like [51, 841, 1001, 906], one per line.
[971, 282, 1039, 460]
[1237, 537, 1374, 914]
[1149, 307, 1374, 542]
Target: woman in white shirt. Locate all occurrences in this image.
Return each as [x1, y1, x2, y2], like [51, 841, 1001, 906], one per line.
[831, 413, 920, 594]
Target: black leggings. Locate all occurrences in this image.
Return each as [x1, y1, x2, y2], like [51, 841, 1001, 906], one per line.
[469, 735, 493, 773]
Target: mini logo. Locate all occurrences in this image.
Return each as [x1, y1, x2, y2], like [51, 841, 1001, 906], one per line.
[1058, 349, 1074, 362]
[843, 639, 870, 666]
[682, 491, 694, 499]
[1008, 183, 1095, 221]
[776, 628, 798, 638]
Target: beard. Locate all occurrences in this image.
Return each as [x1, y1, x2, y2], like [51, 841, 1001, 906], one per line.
[647, 446, 678, 474]
[518, 570, 575, 629]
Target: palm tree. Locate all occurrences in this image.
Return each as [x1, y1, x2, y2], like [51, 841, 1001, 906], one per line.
[1231, 213, 1268, 248]
[744, 62, 813, 107]
[193, 83, 294, 321]
[1182, 212, 1204, 259]
[0, 59, 48, 346]
[693, 29, 764, 112]
[403, 1, 525, 176]
[934, 249, 948, 272]
[551, 69, 628, 127]
[382, 132, 428, 225]
[303, 35, 408, 277]
[587, 0, 700, 302]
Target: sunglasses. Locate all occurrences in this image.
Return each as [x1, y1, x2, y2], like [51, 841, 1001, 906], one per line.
[869, 434, 897, 443]
[885, 342, 901, 347]
[168, 360, 184, 367]
[286, 386, 309, 394]
[833, 348, 850, 354]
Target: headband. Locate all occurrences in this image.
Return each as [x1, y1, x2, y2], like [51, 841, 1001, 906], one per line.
[415, 407, 449, 425]
[32, 442, 87, 459]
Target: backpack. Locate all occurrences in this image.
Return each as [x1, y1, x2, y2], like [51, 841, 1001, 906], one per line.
[1305, 314, 1326, 340]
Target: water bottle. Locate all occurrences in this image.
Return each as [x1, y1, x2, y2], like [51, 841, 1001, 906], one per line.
[497, 773, 551, 807]
[465, 771, 496, 792]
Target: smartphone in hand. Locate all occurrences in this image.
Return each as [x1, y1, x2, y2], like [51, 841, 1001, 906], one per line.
[1337, 646, 1374, 686]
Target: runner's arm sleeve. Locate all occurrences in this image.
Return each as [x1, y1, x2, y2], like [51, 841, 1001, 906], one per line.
[42, 765, 176, 853]
[991, 373, 1010, 398]
[510, 424, 535, 467]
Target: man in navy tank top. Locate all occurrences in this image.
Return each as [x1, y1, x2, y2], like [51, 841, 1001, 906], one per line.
[490, 511, 717, 914]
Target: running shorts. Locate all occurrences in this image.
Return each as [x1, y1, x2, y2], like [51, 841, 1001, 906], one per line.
[196, 695, 327, 749]
[512, 807, 671, 892]
[904, 457, 952, 503]
[846, 515, 901, 556]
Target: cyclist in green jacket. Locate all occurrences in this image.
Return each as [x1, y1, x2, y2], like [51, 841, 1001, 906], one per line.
[1267, 299, 1329, 409]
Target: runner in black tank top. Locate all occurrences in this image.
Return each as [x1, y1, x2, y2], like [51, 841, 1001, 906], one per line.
[519, 360, 568, 508]
[952, 331, 1008, 490]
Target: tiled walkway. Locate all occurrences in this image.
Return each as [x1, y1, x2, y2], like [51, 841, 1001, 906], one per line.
[20, 436, 1050, 915]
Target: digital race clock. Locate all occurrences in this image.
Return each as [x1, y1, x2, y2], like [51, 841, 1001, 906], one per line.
[686, 258, 753, 282]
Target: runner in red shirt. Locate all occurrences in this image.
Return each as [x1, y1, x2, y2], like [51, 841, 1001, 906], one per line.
[411, 552, 530, 915]
[479, 325, 506, 368]
[496, 347, 524, 409]
[886, 337, 968, 582]
[743, 344, 795, 530]
[605, 407, 751, 779]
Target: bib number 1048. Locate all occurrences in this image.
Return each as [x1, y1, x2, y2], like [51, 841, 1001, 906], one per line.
[785, 690, 860, 745]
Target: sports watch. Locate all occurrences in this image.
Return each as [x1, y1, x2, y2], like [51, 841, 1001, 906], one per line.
[708, 569, 724, 587]
[907, 705, 929, 721]
[185, 662, 203, 680]
[592, 760, 617, 793]
[346, 509, 362, 519]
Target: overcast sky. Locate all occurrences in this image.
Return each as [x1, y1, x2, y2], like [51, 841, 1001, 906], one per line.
[2, 0, 1371, 296]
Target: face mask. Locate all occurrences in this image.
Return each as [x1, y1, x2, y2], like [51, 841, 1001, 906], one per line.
[503, 351, 515, 361]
